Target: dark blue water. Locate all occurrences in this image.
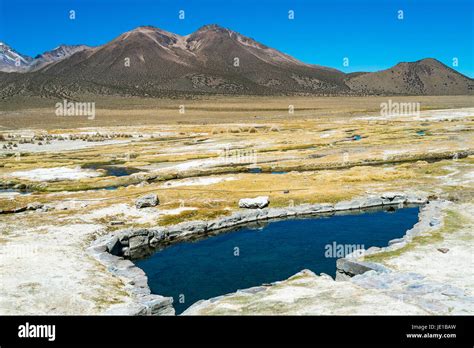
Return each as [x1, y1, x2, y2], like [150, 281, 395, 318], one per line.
[136, 206, 419, 314]
[82, 164, 141, 177]
[0, 188, 30, 194]
[248, 167, 287, 174]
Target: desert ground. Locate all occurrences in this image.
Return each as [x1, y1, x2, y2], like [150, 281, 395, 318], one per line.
[0, 95, 473, 314]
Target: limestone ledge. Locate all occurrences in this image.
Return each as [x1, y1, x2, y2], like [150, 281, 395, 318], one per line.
[182, 199, 474, 315]
[182, 266, 474, 315]
[336, 199, 450, 280]
[87, 191, 428, 315]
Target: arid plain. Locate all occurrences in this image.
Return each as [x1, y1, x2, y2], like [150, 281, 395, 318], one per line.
[0, 95, 473, 314]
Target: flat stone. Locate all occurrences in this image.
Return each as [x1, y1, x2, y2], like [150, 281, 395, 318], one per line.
[149, 231, 166, 247]
[336, 258, 388, 277]
[141, 295, 175, 315]
[104, 303, 148, 316]
[109, 220, 125, 226]
[129, 234, 149, 250]
[316, 204, 335, 213]
[135, 193, 159, 209]
[293, 204, 322, 215]
[359, 197, 383, 208]
[239, 196, 269, 209]
[26, 202, 44, 211]
[334, 200, 360, 211]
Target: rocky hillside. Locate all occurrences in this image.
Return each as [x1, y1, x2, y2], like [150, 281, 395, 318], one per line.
[346, 58, 473, 95]
[0, 25, 472, 98]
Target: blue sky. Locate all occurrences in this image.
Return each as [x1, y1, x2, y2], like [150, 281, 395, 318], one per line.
[0, 0, 472, 76]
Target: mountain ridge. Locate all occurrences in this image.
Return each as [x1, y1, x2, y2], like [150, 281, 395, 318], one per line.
[0, 24, 472, 98]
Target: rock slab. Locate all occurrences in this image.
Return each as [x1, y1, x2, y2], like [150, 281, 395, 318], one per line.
[239, 196, 269, 209]
[135, 194, 159, 209]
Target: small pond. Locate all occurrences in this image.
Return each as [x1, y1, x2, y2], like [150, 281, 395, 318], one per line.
[82, 164, 142, 177]
[135, 206, 419, 314]
[248, 167, 288, 174]
[0, 188, 32, 197]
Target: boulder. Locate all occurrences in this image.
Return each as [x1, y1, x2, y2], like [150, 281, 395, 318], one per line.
[141, 295, 175, 315]
[106, 236, 122, 255]
[129, 233, 149, 250]
[135, 193, 159, 209]
[336, 258, 387, 278]
[37, 204, 53, 212]
[239, 196, 269, 209]
[149, 228, 166, 247]
[381, 192, 407, 205]
[26, 202, 44, 211]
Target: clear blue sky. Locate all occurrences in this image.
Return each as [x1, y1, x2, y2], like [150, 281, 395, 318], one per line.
[0, 0, 472, 76]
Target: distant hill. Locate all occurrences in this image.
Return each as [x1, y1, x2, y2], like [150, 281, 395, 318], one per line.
[346, 58, 473, 95]
[0, 42, 89, 73]
[0, 25, 472, 98]
[0, 42, 33, 72]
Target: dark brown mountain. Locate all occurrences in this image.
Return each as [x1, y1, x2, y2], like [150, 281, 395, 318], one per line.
[0, 25, 472, 98]
[346, 58, 473, 95]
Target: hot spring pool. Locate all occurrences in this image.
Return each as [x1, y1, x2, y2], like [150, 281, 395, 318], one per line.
[135, 206, 419, 314]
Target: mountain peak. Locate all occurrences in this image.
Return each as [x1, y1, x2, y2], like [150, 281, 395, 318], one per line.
[0, 42, 13, 52]
[195, 24, 229, 33]
[119, 25, 180, 43]
[0, 25, 471, 96]
[394, 58, 445, 68]
[418, 57, 441, 63]
[0, 43, 33, 72]
[415, 58, 446, 67]
[129, 25, 178, 34]
[34, 44, 90, 61]
[135, 25, 158, 30]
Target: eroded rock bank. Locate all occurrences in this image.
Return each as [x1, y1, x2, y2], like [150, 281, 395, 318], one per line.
[89, 192, 429, 315]
[182, 201, 474, 315]
[335, 199, 448, 280]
